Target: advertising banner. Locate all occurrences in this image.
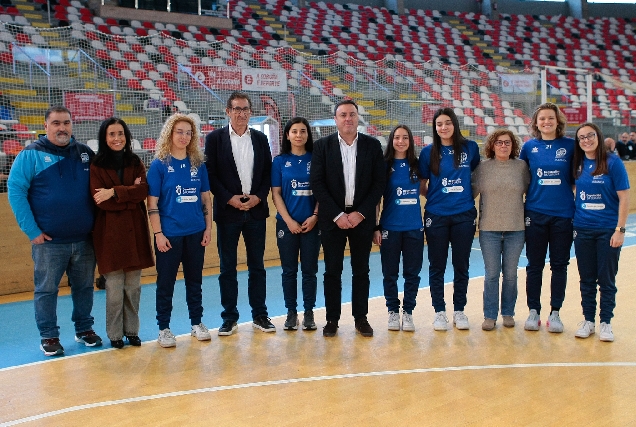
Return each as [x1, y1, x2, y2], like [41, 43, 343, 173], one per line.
[64, 92, 114, 121]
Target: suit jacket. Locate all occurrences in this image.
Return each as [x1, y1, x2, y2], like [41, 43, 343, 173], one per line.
[90, 161, 154, 274]
[310, 132, 386, 231]
[204, 125, 271, 223]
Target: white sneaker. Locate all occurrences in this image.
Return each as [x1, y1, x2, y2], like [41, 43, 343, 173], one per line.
[191, 323, 212, 341]
[158, 328, 176, 348]
[453, 311, 470, 330]
[524, 309, 541, 331]
[547, 311, 564, 333]
[402, 312, 415, 332]
[599, 322, 614, 342]
[433, 311, 449, 331]
[388, 311, 400, 331]
[575, 320, 595, 338]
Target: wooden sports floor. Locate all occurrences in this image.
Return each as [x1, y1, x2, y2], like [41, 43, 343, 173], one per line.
[1, 247, 636, 426]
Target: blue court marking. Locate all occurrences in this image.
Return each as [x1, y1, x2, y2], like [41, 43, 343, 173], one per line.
[1, 214, 636, 369]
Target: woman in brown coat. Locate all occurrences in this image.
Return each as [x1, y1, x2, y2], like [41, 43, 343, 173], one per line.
[91, 117, 154, 349]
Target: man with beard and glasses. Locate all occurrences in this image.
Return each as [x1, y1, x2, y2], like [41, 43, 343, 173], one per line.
[8, 106, 101, 357]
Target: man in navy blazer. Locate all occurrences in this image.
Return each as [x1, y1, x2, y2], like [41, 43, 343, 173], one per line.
[205, 91, 275, 335]
[310, 99, 386, 337]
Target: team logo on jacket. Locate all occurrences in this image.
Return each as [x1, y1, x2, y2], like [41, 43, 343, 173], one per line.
[556, 148, 567, 158]
[190, 166, 198, 177]
[460, 152, 468, 164]
[80, 153, 89, 163]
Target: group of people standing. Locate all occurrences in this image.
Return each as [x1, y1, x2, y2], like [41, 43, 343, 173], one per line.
[6, 94, 630, 356]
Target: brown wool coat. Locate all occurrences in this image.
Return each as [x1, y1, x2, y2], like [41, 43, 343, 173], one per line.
[90, 161, 155, 275]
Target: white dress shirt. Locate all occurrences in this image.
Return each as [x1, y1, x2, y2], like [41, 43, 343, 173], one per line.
[229, 123, 254, 194]
[333, 132, 358, 222]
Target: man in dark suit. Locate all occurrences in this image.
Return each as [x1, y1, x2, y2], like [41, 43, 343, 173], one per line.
[205, 91, 275, 335]
[310, 99, 386, 337]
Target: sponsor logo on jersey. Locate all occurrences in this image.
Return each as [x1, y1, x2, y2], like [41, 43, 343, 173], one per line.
[80, 153, 89, 163]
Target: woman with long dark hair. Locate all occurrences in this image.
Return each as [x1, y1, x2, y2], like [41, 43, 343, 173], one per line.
[519, 103, 575, 333]
[271, 117, 320, 331]
[473, 129, 529, 330]
[373, 124, 423, 332]
[418, 108, 480, 331]
[91, 117, 154, 349]
[572, 123, 629, 342]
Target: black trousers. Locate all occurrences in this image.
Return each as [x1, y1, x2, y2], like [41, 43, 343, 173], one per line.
[320, 220, 375, 321]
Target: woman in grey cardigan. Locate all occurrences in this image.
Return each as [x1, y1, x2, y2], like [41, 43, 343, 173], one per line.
[473, 129, 530, 330]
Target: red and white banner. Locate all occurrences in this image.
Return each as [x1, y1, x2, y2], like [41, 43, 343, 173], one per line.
[500, 74, 536, 93]
[64, 92, 114, 121]
[191, 66, 242, 90]
[190, 66, 287, 92]
[562, 107, 586, 124]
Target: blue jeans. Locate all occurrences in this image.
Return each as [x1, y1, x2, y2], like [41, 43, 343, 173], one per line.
[217, 215, 268, 322]
[479, 231, 525, 320]
[425, 207, 477, 313]
[155, 230, 206, 330]
[380, 228, 424, 314]
[573, 227, 620, 324]
[31, 240, 96, 339]
[524, 210, 573, 314]
[276, 219, 321, 312]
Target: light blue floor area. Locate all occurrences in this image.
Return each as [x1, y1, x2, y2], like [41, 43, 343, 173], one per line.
[2, 215, 636, 370]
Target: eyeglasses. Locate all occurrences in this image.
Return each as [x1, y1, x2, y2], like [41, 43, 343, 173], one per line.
[494, 140, 512, 146]
[174, 130, 193, 137]
[230, 107, 251, 115]
[578, 132, 596, 142]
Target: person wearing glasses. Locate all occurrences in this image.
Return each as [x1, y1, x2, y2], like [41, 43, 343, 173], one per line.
[91, 117, 154, 349]
[472, 129, 529, 330]
[519, 102, 575, 333]
[204, 91, 275, 336]
[373, 125, 424, 332]
[419, 108, 480, 331]
[572, 123, 629, 342]
[271, 117, 321, 331]
[147, 114, 213, 348]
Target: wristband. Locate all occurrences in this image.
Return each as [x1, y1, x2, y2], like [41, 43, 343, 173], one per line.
[154, 231, 163, 236]
[374, 225, 382, 232]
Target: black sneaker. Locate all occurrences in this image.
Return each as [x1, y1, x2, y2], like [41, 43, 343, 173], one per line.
[355, 317, 374, 337]
[125, 335, 142, 346]
[252, 315, 276, 333]
[284, 310, 299, 330]
[110, 339, 125, 349]
[40, 338, 64, 356]
[323, 320, 339, 337]
[75, 330, 103, 347]
[218, 320, 238, 336]
[303, 310, 317, 330]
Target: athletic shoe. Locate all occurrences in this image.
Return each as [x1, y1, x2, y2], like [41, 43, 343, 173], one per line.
[575, 320, 595, 338]
[355, 317, 373, 337]
[502, 316, 515, 328]
[157, 328, 176, 348]
[125, 335, 142, 346]
[191, 323, 211, 341]
[482, 318, 496, 331]
[402, 312, 415, 332]
[547, 311, 564, 333]
[433, 311, 449, 331]
[323, 320, 338, 337]
[253, 316, 276, 332]
[453, 311, 470, 330]
[388, 311, 400, 331]
[110, 339, 125, 349]
[75, 330, 103, 347]
[40, 338, 64, 356]
[218, 320, 238, 336]
[284, 311, 299, 330]
[302, 310, 317, 330]
[599, 322, 614, 342]
[524, 309, 541, 331]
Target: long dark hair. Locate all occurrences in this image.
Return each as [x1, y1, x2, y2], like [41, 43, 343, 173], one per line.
[429, 107, 466, 176]
[93, 117, 140, 169]
[384, 124, 419, 183]
[573, 122, 607, 178]
[280, 117, 313, 154]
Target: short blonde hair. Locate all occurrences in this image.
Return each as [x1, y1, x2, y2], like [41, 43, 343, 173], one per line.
[155, 113, 204, 167]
